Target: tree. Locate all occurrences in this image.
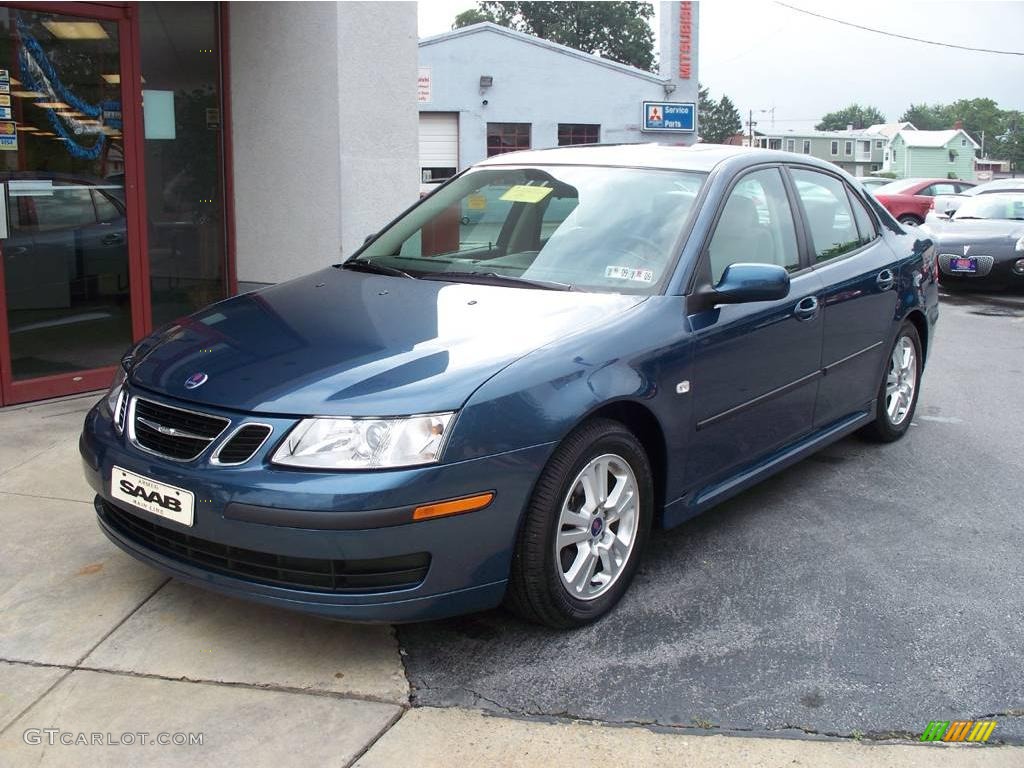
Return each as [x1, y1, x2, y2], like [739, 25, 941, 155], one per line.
[453, 8, 495, 28]
[900, 103, 952, 131]
[993, 110, 1024, 170]
[815, 104, 886, 131]
[456, 2, 656, 71]
[697, 84, 743, 144]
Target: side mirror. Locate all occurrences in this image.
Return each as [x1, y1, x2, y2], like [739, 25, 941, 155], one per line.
[714, 263, 791, 304]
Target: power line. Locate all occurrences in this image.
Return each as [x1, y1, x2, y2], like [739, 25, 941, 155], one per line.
[774, 2, 1024, 56]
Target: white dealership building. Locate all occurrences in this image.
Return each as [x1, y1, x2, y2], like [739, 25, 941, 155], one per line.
[416, 2, 700, 191]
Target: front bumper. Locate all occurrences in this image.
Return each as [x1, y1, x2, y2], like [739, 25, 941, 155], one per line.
[81, 394, 554, 622]
[938, 252, 1024, 289]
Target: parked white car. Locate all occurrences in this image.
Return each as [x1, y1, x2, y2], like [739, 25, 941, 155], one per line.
[925, 178, 1024, 230]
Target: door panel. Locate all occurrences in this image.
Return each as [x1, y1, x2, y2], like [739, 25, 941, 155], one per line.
[685, 271, 825, 485]
[812, 245, 900, 426]
[0, 4, 138, 404]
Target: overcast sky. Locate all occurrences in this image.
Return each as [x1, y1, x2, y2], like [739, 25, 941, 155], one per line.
[417, 1, 1024, 134]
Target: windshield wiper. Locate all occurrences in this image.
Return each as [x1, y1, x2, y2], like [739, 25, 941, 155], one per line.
[420, 270, 572, 291]
[338, 258, 415, 279]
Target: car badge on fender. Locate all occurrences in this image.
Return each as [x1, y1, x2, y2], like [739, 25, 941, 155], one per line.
[184, 372, 208, 390]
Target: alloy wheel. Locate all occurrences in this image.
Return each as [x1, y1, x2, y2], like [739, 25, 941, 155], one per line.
[554, 453, 640, 601]
[885, 336, 917, 425]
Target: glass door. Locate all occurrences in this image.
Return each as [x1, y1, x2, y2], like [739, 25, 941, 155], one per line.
[0, 3, 142, 404]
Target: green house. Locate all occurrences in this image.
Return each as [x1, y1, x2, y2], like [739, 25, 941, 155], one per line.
[888, 129, 979, 180]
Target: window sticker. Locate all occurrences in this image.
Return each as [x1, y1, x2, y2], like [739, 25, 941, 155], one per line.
[467, 194, 487, 210]
[500, 185, 553, 204]
[605, 266, 654, 283]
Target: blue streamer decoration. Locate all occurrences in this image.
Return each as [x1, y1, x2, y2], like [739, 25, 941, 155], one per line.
[16, 16, 106, 160]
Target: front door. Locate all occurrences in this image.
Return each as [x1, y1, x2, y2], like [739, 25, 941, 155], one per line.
[685, 166, 824, 487]
[0, 4, 143, 404]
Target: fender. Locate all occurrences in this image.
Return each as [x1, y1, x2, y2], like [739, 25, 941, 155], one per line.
[445, 296, 695, 505]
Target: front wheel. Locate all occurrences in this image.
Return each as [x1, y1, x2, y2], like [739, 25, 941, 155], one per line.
[506, 418, 653, 628]
[860, 321, 922, 442]
[898, 214, 922, 227]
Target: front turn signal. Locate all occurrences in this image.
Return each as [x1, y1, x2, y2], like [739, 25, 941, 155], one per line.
[412, 492, 495, 521]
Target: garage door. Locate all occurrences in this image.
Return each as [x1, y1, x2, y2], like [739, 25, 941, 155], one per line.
[419, 112, 458, 192]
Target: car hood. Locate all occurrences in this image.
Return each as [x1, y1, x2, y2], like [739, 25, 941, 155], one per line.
[930, 220, 1024, 249]
[128, 268, 646, 416]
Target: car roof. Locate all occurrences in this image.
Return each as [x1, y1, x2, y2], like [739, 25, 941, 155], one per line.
[968, 178, 1024, 195]
[474, 142, 846, 175]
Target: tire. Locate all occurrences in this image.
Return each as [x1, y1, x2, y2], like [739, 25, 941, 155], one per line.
[898, 214, 922, 226]
[505, 418, 653, 628]
[859, 321, 922, 442]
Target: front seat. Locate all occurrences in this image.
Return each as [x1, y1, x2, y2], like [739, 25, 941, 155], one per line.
[708, 195, 773, 281]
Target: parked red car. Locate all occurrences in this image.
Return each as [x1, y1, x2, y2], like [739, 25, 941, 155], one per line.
[873, 178, 976, 226]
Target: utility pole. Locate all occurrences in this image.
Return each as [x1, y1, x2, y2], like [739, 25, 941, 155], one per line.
[748, 109, 756, 148]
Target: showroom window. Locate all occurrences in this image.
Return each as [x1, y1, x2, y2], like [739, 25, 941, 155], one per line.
[557, 123, 600, 146]
[487, 123, 531, 156]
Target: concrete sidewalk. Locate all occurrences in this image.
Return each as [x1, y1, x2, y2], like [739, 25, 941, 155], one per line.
[0, 394, 1020, 766]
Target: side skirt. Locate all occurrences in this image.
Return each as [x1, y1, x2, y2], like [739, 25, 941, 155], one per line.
[661, 408, 873, 530]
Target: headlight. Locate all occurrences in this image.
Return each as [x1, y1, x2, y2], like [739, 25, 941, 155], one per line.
[106, 366, 128, 432]
[1015, 236, 1024, 252]
[271, 413, 455, 469]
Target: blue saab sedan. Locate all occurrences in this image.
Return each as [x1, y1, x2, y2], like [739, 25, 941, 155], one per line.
[81, 145, 938, 628]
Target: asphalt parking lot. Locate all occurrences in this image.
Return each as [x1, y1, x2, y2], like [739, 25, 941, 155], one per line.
[400, 288, 1024, 744]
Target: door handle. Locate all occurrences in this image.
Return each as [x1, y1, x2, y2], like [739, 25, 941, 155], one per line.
[793, 296, 819, 321]
[876, 269, 895, 291]
[102, 233, 124, 245]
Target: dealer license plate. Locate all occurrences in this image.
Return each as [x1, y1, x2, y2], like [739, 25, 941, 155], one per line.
[949, 257, 977, 273]
[111, 466, 194, 526]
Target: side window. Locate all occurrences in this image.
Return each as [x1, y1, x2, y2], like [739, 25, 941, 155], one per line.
[26, 185, 97, 231]
[848, 190, 878, 245]
[916, 184, 934, 197]
[707, 168, 799, 284]
[791, 169, 861, 263]
[927, 183, 956, 196]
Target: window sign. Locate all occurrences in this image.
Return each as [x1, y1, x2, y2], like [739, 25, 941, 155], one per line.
[0, 120, 16, 151]
[417, 67, 431, 103]
[142, 89, 175, 139]
[641, 101, 695, 133]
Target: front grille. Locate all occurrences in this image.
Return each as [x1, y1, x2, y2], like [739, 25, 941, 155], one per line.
[214, 424, 273, 465]
[99, 500, 431, 593]
[114, 389, 129, 432]
[131, 398, 229, 461]
[938, 253, 995, 277]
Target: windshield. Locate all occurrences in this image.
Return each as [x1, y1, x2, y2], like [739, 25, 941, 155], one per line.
[354, 165, 706, 293]
[952, 193, 1024, 221]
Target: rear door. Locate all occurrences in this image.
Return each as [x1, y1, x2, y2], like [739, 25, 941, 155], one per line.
[787, 167, 899, 427]
[685, 166, 824, 486]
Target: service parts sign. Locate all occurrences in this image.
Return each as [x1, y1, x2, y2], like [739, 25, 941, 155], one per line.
[641, 101, 696, 133]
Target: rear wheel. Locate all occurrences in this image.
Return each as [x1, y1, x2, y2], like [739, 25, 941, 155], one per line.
[506, 418, 653, 628]
[898, 214, 922, 226]
[860, 321, 922, 442]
